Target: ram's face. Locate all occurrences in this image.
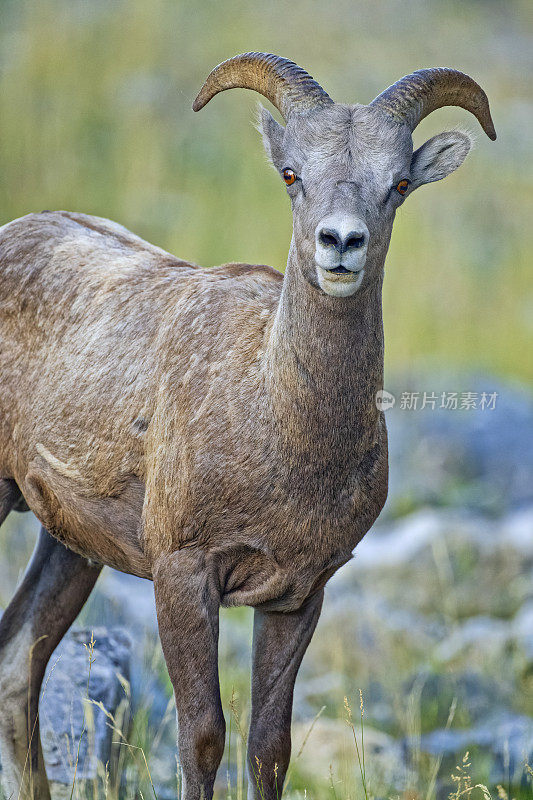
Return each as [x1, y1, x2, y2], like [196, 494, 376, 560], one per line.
[194, 53, 495, 299]
[261, 103, 472, 298]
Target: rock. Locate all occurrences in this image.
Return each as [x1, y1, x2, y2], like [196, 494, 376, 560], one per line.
[84, 570, 174, 724]
[293, 671, 347, 719]
[433, 600, 533, 664]
[405, 670, 509, 732]
[512, 600, 533, 662]
[417, 711, 533, 784]
[345, 503, 532, 570]
[331, 503, 532, 627]
[291, 717, 407, 794]
[90, 571, 157, 634]
[348, 508, 451, 569]
[384, 374, 533, 517]
[39, 627, 132, 793]
[500, 507, 533, 557]
[434, 616, 511, 663]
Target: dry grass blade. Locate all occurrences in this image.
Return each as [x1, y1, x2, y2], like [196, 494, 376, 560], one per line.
[344, 694, 369, 800]
[425, 696, 457, 800]
[110, 742, 158, 800]
[68, 632, 97, 800]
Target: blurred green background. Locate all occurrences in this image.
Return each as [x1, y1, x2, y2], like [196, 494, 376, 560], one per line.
[0, 0, 531, 380]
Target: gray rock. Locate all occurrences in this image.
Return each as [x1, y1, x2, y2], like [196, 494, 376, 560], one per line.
[291, 717, 407, 793]
[348, 507, 451, 569]
[346, 504, 530, 569]
[434, 615, 511, 662]
[90, 570, 157, 633]
[39, 627, 132, 790]
[384, 374, 533, 517]
[417, 711, 533, 784]
[512, 600, 533, 661]
[406, 670, 509, 730]
[433, 600, 533, 664]
[500, 507, 533, 557]
[83, 571, 172, 723]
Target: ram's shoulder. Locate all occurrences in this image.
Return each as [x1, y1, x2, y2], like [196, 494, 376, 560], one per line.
[210, 261, 283, 284]
[200, 261, 283, 312]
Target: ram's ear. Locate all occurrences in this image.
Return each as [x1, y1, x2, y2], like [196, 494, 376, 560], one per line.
[257, 106, 285, 168]
[410, 130, 472, 189]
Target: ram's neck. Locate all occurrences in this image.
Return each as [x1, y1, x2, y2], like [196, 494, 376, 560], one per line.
[264, 246, 384, 471]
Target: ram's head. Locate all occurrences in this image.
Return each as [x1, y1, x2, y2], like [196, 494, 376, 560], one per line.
[194, 53, 495, 298]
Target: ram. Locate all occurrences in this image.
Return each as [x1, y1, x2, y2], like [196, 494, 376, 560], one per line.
[0, 52, 495, 800]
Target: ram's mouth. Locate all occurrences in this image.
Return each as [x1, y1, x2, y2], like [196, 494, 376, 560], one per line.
[327, 265, 350, 274]
[325, 265, 361, 276]
[317, 264, 366, 296]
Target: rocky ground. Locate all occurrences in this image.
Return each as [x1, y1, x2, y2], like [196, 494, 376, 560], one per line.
[0, 372, 532, 799]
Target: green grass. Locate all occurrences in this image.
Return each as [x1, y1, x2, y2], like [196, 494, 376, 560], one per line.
[1, 510, 532, 797]
[4, 652, 532, 800]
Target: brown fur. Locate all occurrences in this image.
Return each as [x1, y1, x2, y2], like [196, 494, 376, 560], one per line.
[0, 210, 386, 603]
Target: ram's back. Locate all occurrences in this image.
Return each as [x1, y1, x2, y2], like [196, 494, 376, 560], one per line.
[0, 211, 282, 491]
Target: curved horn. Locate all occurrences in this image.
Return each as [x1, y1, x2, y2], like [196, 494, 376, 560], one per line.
[369, 68, 496, 140]
[192, 52, 333, 121]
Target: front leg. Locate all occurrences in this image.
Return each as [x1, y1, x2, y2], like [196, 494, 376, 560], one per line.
[247, 590, 324, 799]
[153, 549, 225, 800]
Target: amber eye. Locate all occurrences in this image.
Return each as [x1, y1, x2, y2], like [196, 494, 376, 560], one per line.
[396, 179, 410, 196]
[282, 169, 297, 186]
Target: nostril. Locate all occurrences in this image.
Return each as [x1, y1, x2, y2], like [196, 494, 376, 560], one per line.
[344, 234, 366, 250]
[318, 229, 341, 250]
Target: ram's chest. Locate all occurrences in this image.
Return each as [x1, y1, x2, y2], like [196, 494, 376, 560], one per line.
[204, 454, 385, 548]
[168, 425, 388, 610]
[183, 468, 386, 612]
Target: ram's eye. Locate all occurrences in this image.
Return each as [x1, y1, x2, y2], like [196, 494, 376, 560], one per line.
[282, 169, 297, 186]
[396, 179, 410, 196]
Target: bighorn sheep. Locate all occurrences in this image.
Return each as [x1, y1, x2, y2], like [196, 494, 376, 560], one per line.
[0, 53, 495, 800]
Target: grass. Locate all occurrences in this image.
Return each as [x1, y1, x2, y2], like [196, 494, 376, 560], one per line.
[4, 639, 532, 800]
[1, 508, 533, 798]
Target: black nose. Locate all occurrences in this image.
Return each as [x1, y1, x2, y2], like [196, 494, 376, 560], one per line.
[318, 227, 367, 253]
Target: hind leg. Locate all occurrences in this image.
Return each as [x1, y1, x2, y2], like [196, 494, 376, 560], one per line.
[0, 525, 102, 799]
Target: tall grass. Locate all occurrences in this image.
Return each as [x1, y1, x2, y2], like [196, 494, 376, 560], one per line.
[1, 620, 532, 798]
[10, 639, 532, 800]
